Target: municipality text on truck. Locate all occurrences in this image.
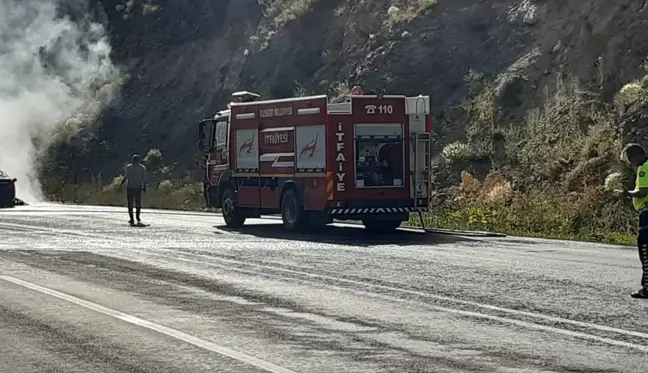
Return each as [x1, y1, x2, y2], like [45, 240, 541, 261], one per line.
[197, 87, 432, 232]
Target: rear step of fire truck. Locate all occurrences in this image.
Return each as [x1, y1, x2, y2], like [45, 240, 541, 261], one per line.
[409, 134, 505, 238]
[411, 131, 430, 232]
[407, 105, 506, 238]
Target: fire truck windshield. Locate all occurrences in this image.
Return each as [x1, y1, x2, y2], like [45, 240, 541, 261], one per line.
[214, 120, 228, 147]
[354, 123, 404, 188]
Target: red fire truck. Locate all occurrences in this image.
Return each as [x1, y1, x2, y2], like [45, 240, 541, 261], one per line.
[197, 88, 432, 232]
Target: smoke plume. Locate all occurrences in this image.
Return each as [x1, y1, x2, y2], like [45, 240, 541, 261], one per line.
[0, 0, 119, 202]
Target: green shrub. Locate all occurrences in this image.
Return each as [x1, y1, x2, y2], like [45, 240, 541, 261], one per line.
[47, 178, 205, 211]
[411, 171, 635, 245]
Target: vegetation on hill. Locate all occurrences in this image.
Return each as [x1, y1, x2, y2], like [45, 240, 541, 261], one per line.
[47, 73, 642, 245]
[42, 148, 205, 211]
[419, 67, 648, 244]
[36, 0, 648, 244]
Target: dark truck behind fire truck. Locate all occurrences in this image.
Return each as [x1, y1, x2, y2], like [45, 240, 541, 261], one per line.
[197, 88, 432, 232]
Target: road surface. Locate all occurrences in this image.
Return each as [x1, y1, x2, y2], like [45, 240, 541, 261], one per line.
[0, 203, 647, 372]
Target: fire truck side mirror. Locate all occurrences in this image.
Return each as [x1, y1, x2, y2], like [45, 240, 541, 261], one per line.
[197, 121, 206, 152]
[197, 119, 216, 152]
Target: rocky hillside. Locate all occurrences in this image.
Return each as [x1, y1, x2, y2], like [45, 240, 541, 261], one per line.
[47, 0, 648, 185]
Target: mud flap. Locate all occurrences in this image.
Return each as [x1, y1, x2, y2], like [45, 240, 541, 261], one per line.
[207, 186, 219, 208]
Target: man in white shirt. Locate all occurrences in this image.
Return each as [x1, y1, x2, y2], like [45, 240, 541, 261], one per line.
[120, 154, 147, 226]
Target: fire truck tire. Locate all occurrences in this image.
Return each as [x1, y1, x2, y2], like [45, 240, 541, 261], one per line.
[362, 219, 402, 232]
[281, 189, 308, 231]
[221, 187, 246, 228]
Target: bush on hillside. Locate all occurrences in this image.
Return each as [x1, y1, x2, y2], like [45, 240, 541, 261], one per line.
[37, 57, 648, 245]
[424, 73, 644, 244]
[415, 170, 636, 244]
[51, 177, 204, 211]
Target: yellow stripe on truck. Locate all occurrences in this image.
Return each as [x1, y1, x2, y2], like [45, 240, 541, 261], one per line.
[326, 172, 334, 201]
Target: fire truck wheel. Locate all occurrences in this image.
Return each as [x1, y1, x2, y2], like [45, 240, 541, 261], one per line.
[221, 187, 246, 228]
[362, 219, 402, 232]
[281, 189, 307, 231]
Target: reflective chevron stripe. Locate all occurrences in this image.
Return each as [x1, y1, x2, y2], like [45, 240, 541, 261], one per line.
[329, 207, 428, 214]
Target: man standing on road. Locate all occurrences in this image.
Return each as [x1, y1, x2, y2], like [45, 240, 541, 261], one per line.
[120, 154, 147, 226]
[620, 143, 648, 299]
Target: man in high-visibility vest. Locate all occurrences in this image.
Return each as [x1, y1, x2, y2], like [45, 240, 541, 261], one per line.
[620, 143, 648, 298]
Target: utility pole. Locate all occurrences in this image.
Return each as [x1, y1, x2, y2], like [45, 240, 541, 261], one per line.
[71, 144, 77, 203]
[70, 135, 80, 203]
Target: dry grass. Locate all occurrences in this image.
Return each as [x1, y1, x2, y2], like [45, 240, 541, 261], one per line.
[40, 61, 648, 245]
[258, 0, 438, 35]
[513, 78, 617, 173]
[250, 0, 316, 50]
[614, 64, 648, 111]
[428, 73, 643, 245]
[328, 82, 352, 103]
[50, 177, 205, 211]
[42, 147, 204, 211]
[258, 0, 314, 30]
[441, 142, 471, 164]
[385, 0, 438, 28]
[447, 75, 622, 183]
[412, 171, 636, 245]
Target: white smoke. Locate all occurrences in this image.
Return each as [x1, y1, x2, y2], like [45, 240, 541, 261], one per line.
[0, 0, 119, 202]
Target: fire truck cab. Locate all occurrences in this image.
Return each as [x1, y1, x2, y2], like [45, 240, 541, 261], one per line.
[197, 88, 432, 232]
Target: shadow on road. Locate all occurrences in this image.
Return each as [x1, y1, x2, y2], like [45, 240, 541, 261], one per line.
[216, 223, 477, 247]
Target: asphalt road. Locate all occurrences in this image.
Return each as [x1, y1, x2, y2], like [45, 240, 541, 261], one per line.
[0, 203, 647, 372]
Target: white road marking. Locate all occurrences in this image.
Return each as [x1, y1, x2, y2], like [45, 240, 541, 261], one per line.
[3, 210, 646, 343]
[0, 275, 298, 373]
[144, 247, 648, 342]
[5, 213, 645, 343]
[0, 222, 109, 239]
[130, 251, 648, 353]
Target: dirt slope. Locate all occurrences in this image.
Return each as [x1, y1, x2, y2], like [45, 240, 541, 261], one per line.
[69, 0, 648, 178]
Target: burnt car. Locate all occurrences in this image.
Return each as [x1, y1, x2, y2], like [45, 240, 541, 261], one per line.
[0, 170, 17, 208]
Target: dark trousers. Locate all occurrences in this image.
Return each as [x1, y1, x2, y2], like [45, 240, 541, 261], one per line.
[203, 182, 209, 207]
[638, 210, 648, 289]
[126, 187, 142, 222]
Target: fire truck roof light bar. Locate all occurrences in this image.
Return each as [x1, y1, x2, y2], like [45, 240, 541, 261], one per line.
[229, 95, 327, 106]
[232, 91, 261, 98]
